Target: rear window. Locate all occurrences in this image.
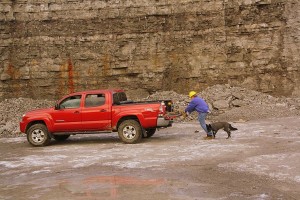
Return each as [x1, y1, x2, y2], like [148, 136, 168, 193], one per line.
[85, 94, 105, 107]
[113, 92, 127, 105]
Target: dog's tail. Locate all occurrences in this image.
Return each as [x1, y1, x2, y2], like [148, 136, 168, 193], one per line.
[229, 124, 238, 131]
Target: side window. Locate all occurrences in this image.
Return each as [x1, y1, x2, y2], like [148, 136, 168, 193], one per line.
[113, 92, 127, 105]
[59, 95, 81, 109]
[85, 94, 105, 107]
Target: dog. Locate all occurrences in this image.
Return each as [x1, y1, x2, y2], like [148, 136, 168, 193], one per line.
[206, 122, 238, 139]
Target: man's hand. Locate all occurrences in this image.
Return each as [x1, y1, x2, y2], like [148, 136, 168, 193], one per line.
[180, 111, 188, 118]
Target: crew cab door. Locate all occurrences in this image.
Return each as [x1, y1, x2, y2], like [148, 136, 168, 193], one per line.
[81, 93, 111, 130]
[51, 95, 82, 132]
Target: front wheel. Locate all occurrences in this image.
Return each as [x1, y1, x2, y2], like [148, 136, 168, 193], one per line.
[118, 120, 142, 144]
[26, 124, 51, 147]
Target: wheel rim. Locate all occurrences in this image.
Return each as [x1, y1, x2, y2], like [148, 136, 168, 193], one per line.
[122, 125, 136, 140]
[31, 129, 46, 144]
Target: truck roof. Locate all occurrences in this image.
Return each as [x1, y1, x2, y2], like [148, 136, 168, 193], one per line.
[64, 89, 124, 96]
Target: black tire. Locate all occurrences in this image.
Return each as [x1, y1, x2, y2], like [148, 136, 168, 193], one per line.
[26, 124, 51, 147]
[53, 135, 70, 141]
[118, 120, 142, 144]
[143, 128, 156, 138]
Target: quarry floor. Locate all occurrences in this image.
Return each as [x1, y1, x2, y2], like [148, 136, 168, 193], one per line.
[0, 116, 299, 200]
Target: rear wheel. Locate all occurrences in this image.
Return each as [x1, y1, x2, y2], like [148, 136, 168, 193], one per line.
[26, 124, 51, 147]
[53, 135, 70, 141]
[143, 128, 156, 138]
[118, 120, 142, 144]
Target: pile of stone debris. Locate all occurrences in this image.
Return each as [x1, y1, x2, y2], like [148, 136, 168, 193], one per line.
[0, 84, 299, 137]
[143, 84, 300, 123]
[0, 98, 54, 137]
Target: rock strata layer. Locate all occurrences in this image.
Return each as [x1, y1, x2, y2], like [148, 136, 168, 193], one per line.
[0, 0, 300, 100]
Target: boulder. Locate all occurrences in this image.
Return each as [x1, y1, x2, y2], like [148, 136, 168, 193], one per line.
[231, 99, 248, 107]
[212, 100, 229, 110]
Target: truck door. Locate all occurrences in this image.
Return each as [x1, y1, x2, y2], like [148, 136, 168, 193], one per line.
[81, 93, 111, 130]
[51, 95, 82, 132]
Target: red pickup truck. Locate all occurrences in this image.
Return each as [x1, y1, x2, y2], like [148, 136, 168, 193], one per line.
[20, 89, 174, 146]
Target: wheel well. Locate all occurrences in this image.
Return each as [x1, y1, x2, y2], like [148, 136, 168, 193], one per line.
[26, 120, 46, 133]
[117, 116, 140, 130]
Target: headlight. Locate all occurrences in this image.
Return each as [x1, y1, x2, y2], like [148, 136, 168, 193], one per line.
[20, 114, 26, 121]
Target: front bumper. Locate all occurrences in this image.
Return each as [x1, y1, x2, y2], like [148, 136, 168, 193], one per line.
[19, 121, 26, 133]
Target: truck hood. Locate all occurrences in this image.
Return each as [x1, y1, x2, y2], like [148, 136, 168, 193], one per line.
[25, 108, 54, 116]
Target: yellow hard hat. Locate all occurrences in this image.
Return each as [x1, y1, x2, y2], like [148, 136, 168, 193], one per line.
[189, 91, 197, 98]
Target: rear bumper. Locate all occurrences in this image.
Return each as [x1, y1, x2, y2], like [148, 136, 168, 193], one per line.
[157, 117, 173, 128]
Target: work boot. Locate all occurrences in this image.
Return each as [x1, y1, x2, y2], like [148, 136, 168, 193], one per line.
[203, 135, 213, 140]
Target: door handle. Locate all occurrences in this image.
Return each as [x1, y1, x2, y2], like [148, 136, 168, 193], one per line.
[100, 109, 107, 112]
[74, 111, 80, 114]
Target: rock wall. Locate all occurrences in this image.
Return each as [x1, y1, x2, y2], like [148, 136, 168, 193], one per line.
[0, 0, 299, 100]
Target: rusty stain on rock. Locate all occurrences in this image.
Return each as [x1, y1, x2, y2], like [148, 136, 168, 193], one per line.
[55, 58, 76, 98]
[67, 58, 75, 94]
[5, 64, 21, 97]
[7, 64, 19, 80]
[101, 55, 111, 76]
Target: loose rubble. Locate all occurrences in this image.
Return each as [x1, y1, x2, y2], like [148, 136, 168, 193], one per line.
[143, 84, 300, 122]
[1, 84, 300, 137]
[0, 98, 54, 137]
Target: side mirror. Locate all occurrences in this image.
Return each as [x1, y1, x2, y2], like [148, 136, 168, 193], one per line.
[54, 104, 60, 110]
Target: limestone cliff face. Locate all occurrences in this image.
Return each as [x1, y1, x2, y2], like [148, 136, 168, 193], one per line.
[0, 0, 299, 100]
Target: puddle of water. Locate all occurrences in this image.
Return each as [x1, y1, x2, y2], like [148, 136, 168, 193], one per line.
[60, 175, 165, 199]
[219, 153, 300, 183]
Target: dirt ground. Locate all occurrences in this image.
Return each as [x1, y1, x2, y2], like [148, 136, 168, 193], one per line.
[0, 116, 299, 200]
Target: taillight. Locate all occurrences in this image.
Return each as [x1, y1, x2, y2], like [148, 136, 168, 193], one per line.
[158, 102, 166, 116]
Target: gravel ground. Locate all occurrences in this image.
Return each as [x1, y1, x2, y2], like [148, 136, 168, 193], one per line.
[1, 84, 300, 137]
[0, 117, 299, 199]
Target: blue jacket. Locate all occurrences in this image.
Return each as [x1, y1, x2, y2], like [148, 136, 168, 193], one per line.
[185, 96, 209, 114]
